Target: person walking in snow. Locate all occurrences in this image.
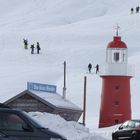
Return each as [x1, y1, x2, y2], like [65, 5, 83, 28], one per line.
[95, 64, 99, 74]
[23, 39, 28, 49]
[88, 63, 92, 73]
[36, 42, 41, 54]
[136, 6, 140, 13]
[30, 44, 35, 54]
[131, 8, 134, 14]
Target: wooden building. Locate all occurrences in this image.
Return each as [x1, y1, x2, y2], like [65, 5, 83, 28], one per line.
[4, 90, 82, 121]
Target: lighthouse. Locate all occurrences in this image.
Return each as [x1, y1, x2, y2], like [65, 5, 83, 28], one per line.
[99, 29, 133, 128]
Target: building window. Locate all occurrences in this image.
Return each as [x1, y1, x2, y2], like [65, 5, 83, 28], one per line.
[123, 53, 125, 62]
[114, 101, 119, 106]
[115, 85, 120, 93]
[114, 52, 119, 61]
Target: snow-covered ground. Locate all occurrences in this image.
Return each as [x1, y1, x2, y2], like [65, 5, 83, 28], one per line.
[0, 0, 140, 139]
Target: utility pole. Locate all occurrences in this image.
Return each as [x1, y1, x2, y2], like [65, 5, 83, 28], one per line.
[63, 61, 66, 99]
[83, 76, 87, 126]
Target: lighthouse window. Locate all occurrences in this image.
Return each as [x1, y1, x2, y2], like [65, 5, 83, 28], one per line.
[115, 85, 120, 90]
[114, 52, 119, 61]
[114, 101, 119, 106]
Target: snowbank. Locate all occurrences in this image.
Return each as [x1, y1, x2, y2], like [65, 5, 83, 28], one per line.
[29, 112, 111, 140]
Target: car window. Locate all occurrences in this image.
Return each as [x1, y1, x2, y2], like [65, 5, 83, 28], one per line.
[0, 131, 6, 137]
[127, 121, 135, 128]
[121, 121, 129, 128]
[22, 111, 44, 128]
[0, 112, 28, 131]
[135, 121, 140, 128]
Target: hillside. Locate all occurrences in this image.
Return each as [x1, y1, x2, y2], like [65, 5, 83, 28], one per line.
[0, 1, 140, 135]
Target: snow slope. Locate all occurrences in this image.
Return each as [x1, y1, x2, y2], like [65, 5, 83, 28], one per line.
[0, 0, 140, 139]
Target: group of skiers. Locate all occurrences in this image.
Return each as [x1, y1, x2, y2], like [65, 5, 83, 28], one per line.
[88, 63, 99, 74]
[131, 6, 140, 14]
[23, 39, 41, 54]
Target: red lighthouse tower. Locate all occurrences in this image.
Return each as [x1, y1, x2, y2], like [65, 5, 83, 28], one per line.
[99, 30, 133, 128]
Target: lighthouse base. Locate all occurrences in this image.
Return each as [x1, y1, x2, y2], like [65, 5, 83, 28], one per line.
[99, 76, 132, 128]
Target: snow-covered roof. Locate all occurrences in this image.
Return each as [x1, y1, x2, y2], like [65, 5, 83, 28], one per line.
[30, 90, 82, 110]
[4, 90, 82, 111]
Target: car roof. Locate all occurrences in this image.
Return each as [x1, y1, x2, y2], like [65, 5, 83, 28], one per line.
[0, 103, 10, 108]
[0, 107, 19, 112]
[124, 120, 140, 123]
[0, 108, 26, 116]
[131, 120, 140, 122]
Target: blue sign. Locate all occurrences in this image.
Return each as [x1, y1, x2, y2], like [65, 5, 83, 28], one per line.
[27, 82, 57, 93]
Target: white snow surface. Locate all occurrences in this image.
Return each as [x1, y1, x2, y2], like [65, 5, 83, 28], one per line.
[0, 0, 140, 139]
[29, 90, 82, 110]
[29, 112, 111, 140]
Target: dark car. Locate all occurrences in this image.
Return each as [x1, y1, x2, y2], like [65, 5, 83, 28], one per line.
[0, 130, 17, 140]
[0, 108, 66, 140]
[112, 120, 140, 140]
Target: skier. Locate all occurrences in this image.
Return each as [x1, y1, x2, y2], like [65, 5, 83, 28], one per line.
[23, 39, 28, 49]
[36, 42, 41, 54]
[95, 64, 99, 74]
[88, 63, 92, 73]
[30, 44, 35, 54]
